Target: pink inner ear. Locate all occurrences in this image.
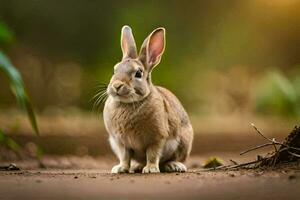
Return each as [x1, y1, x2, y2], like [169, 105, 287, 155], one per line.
[122, 39, 128, 54]
[148, 31, 164, 64]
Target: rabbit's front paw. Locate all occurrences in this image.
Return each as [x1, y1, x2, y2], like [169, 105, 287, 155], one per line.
[111, 164, 129, 174]
[142, 164, 160, 173]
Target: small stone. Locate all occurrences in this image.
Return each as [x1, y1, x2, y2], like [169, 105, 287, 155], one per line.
[8, 163, 20, 171]
[74, 176, 78, 179]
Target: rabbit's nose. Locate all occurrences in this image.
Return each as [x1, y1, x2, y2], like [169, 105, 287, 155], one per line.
[112, 81, 124, 92]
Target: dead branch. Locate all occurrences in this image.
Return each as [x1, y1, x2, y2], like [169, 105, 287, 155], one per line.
[203, 125, 300, 171]
[241, 123, 300, 156]
[200, 159, 265, 172]
[250, 123, 279, 153]
[250, 123, 272, 142]
[240, 142, 274, 155]
[229, 159, 238, 165]
[288, 151, 300, 158]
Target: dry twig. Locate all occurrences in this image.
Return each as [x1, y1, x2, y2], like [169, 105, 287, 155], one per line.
[202, 124, 300, 171]
[242, 123, 300, 158]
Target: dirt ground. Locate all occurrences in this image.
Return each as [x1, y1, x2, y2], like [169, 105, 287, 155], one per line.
[1, 155, 300, 200]
[1, 116, 299, 200]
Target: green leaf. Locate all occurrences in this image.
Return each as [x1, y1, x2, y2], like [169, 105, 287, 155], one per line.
[36, 146, 44, 161]
[0, 22, 14, 45]
[0, 51, 39, 135]
[203, 157, 224, 168]
[6, 137, 21, 152]
[255, 71, 298, 117]
[272, 72, 297, 103]
[0, 130, 5, 142]
[0, 129, 21, 153]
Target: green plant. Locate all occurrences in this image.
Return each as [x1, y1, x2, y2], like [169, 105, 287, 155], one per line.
[0, 51, 39, 134]
[0, 21, 38, 135]
[0, 22, 14, 46]
[0, 21, 40, 161]
[203, 157, 224, 168]
[0, 129, 21, 154]
[255, 71, 299, 117]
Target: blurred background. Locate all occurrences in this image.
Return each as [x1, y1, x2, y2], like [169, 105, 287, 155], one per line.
[0, 0, 299, 165]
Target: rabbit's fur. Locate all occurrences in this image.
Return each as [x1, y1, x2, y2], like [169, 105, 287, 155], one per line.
[103, 26, 193, 173]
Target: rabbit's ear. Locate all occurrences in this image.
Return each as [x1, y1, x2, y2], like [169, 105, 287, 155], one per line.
[121, 25, 137, 59]
[139, 28, 165, 71]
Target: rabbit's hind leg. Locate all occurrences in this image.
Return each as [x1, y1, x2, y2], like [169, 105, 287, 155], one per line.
[160, 161, 187, 173]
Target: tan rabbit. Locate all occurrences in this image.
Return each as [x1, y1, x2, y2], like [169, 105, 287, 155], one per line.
[103, 25, 193, 173]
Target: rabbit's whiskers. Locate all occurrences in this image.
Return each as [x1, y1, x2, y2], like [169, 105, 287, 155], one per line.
[92, 84, 108, 112]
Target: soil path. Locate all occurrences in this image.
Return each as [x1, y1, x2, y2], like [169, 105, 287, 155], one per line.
[1, 167, 300, 200]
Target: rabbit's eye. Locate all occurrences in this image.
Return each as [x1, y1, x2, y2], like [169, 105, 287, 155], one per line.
[135, 69, 143, 78]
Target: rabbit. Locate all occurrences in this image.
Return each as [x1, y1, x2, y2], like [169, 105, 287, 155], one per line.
[103, 25, 193, 173]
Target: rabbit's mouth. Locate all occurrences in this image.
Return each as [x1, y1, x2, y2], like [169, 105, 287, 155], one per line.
[108, 88, 133, 102]
[110, 90, 146, 103]
[107, 83, 148, 103]
[115, 92, 131, 98]
[112, 94, 136, 103]
[109, 87, 131, 97]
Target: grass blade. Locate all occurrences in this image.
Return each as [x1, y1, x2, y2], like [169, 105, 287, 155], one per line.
[0, 129, 21, 153]
[0, 51, 39, 135]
